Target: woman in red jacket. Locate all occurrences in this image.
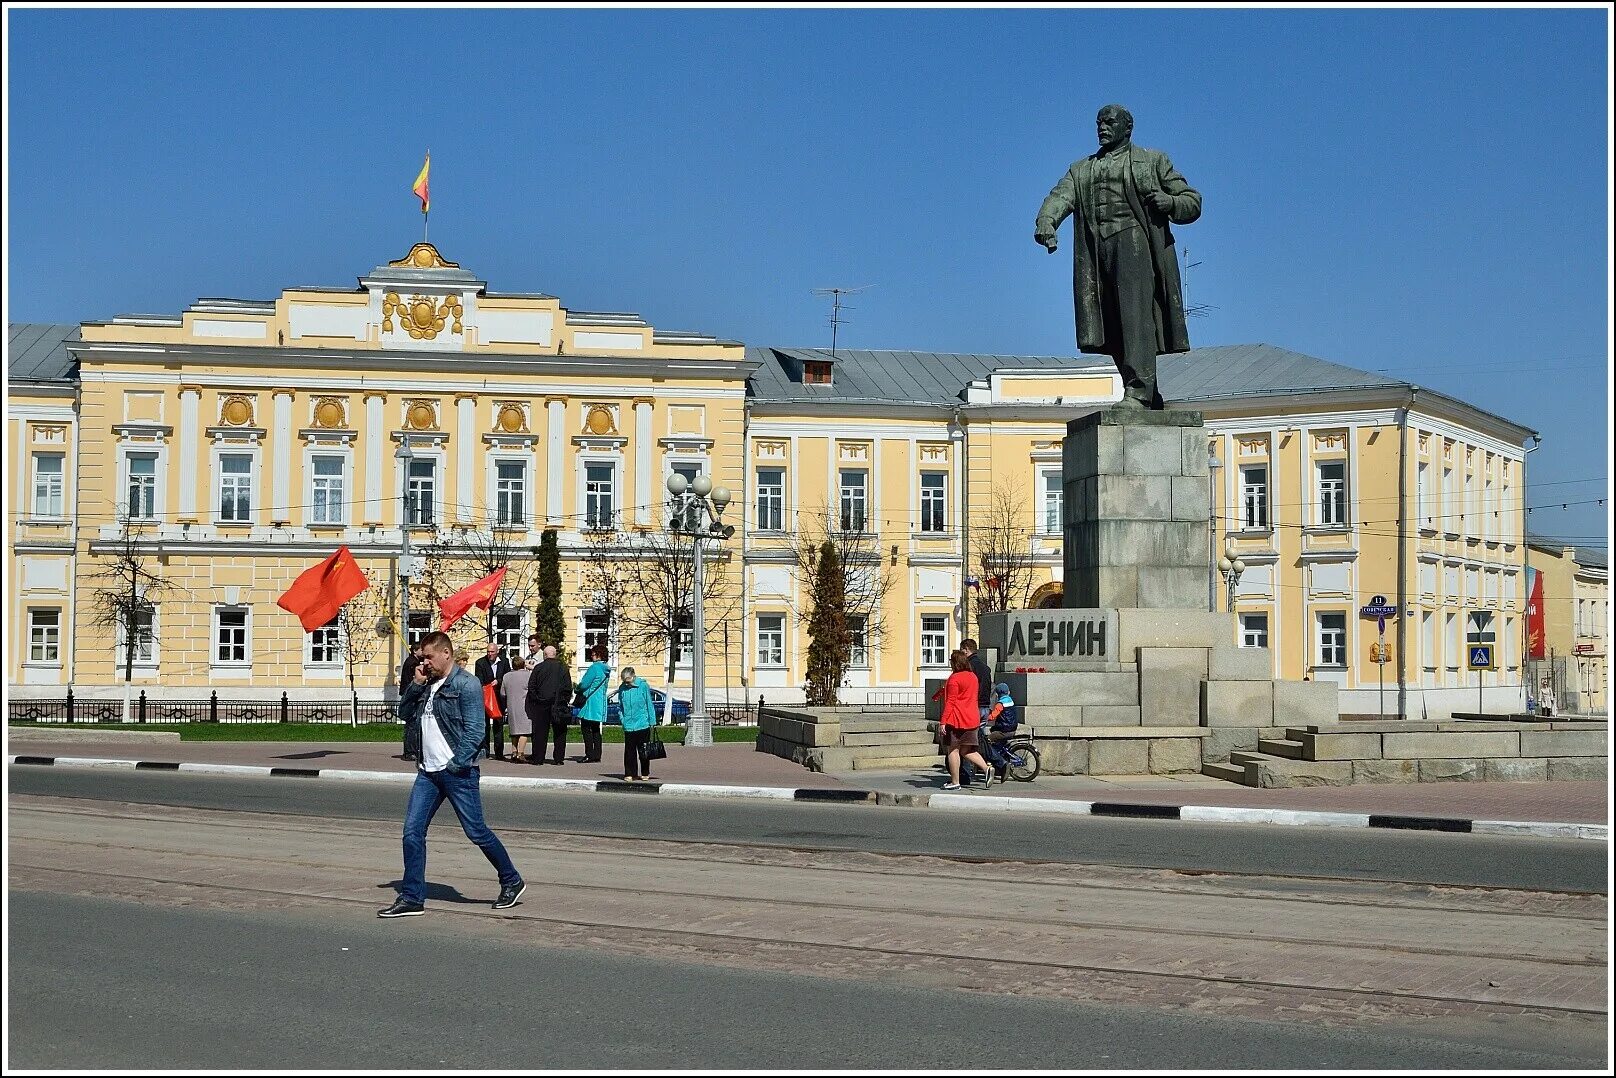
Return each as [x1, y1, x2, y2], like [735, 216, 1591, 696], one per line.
[931, 649, 994, 790]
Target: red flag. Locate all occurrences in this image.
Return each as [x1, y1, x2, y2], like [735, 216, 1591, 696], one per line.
[277, 546, 370, 632]
[1526, 567, 1546, 660]
[439, 567, 508, 631]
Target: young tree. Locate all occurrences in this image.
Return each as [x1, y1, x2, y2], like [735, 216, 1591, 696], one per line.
[790, 503, 896, 672]
[804, 541, 850, 705]
[970, 485, 1039, 631]
[330, 584, 391, 726]
[416, 506, 541, 652]
[84, 515, 166, 723]
[533, 528, 568, 663]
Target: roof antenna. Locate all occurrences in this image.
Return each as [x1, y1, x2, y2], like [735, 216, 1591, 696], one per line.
[811, 285, 871, 358]
[1180, 248, 1214, 319]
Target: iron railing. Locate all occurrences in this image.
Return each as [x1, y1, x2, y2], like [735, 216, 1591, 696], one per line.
[8, 689, 400, 725]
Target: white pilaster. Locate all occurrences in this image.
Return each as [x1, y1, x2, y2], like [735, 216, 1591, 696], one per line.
[272, 390, 293, 524]
[364, 394, 384, 522]
[456, 396, 476, 523]
[547, 399, 566, 523]
[177, 387, 200, 519]
[635, 400, 653, 526]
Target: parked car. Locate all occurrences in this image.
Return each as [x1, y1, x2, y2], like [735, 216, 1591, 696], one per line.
[573, 686, 690, 726]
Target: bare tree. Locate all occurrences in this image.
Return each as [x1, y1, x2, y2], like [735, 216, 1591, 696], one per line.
[330, 585, 392, 726]
[970, 485, 1039, 630]
[789, 503, 896, 673]
[415, 505, 543, 648]
[84, 515, 166, 723]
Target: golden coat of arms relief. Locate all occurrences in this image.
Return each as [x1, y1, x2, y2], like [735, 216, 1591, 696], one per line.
[383, 292, 464, 340]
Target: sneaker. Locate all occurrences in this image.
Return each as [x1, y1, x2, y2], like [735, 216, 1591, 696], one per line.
[378, 898, 424, 918]
[942, 782, 962, 790]
[492, 881, 527, 910]
[978, 769, 994, 790]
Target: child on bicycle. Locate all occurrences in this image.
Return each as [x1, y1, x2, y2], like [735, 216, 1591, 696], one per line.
[980, 682, 1019, 780]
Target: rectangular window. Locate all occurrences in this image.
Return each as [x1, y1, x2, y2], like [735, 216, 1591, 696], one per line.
[1317, 612, 1347, 667]
[1445, 612, 1459, 671]
[1240, 613, 1269, 649]
[310, 455, 345, 525]
[848, 615, 869, 668]
[1441, 465, 1454, 532]
[28, 609, 61, 663]
[218, 453, 253, 522]
[406, 459, 436, 526]
[756, 614, 785, 667]
[1417, 461, 1430, 527]
[839, 469, 867, 532]
[756, 469, 784, 531]
[120, 605, 156, 666]
[1421, 611, 1435, 672]
[920, 615, 948, 667]
[126, 453, 157, 519]
[406, 611, 432, 649]
[308, 619, 343, 665]
[495, 460, 527, 526]
[31, 453, 64, 518]
[1504, 616, 1517, 670]
[1316, 461, 1347, 526]
[493, 609, 524, 655]
[581, 612, 610, 658]
[675, 614, 693, 667]
[1042, 471, 1063, 534]
[585, 463, 616, 530]
[1240, 466, 1269, 529]
[919, 472, 947, 532]
[215, 608, 249, 665]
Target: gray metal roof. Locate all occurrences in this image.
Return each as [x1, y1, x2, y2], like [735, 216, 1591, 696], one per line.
[747, 346, 1109, 405]
[7, 323, 79, 382]
[1527, 534, 1608, 569]
[1158, 343, 1404, 400]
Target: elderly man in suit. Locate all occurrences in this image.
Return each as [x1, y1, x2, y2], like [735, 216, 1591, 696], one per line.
[1035, 104, 1202, 410]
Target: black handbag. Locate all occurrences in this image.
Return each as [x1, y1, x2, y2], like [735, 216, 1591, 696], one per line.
[570, 689, 587, 710]
[639, 733, 668, 763]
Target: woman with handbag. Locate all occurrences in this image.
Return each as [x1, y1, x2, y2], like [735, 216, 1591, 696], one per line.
[574, 645, 611, 764]
[930, 649, 994, 791]
[607, 666, 659, 782]
[499, 655, 533, 763]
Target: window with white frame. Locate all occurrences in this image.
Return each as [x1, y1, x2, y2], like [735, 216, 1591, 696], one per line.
[756, 468, 784, 531]
[839, 469, 867, 532]
[1484, 468, 1496, 541]
[126, 452, 158, 519]
[308, 618, 343, 666]
[848, 615, 869, 668]
[1416, 461, 1430, 527]
[1240, 613, 1269, 649]
[406, 611, 432, 649]
[756, 614, 785, 667]
[1316, 461, 1347, 526]
[214, 607, 249, 665]
[218, 453, 254, 522]
[920, 615, 948, 667]
[919, 472, 947, 532]
[406, 458, 436, 526]
[1422, 611, 1435, 672]
[32, 453, 64, 518]
[1240, 465, 1269, 529]
[309, 455, 345, 525]
[675, 613, 693, 666]
[492, 609, 525, 655]
[585, 462, 616, 530]
[120, 605, 157, 667]
[581, 612, 611, 658]
[1316, 611, 1347, 667]
[668, 462, 703, 532]
[28, 609, 61, 664]
[1504, 616, 1517, 669]
[1041, 470, 1063, 534]
[1441, 464, 1455, 532]
[495, 460, 527, 526]
[1445, 612, 1459, 671]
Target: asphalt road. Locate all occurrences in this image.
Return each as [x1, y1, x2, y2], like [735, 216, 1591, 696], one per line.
[8, 766, 1607, 891]
[8, 891, 1604, 1070]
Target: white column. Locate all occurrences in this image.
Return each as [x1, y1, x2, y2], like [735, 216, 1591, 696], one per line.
[272, 390, 293, 524]
[177, 387, 200, 519]
[364, 394, 384, 523]
[546, 399, 565, 523]
[456, 396, 476, 523]
[635, 400, 653, 526]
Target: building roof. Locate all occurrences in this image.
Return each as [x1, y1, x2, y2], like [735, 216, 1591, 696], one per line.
[1527, 533, 1608, 570]
[7, 323, 79, 383]
[747, 346, 1110, 405]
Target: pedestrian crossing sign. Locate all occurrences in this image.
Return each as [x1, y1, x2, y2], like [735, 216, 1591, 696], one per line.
[1468, 645, 1496, 670]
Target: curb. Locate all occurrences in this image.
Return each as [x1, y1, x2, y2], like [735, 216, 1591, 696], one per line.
[8, 754, 1605, 842]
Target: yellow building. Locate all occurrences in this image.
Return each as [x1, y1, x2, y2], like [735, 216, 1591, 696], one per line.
[1526, 537, 1608, 715]
[6, 245, 1545, 721]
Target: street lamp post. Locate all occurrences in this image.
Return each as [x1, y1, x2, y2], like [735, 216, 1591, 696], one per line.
[1207, 450, 1223, 612]
[1217, 542, 1246, 615]
[395, 437, 416, 655]
[666, 471, 734, 747]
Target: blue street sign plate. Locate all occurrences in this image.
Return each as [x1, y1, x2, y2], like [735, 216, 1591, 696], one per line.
[1468, 645, 1495, 670]
[1360, 594, 1397, 620]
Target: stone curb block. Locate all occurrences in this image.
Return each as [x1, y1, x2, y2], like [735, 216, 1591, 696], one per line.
[657, 784, 796, 800]
[1470, 820, 1609, 841]
[928, 794, 1094, 815]
[1178, 806, 1371, 829]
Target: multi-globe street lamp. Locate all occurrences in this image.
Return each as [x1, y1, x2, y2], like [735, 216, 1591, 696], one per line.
[665, 471, 734, 746]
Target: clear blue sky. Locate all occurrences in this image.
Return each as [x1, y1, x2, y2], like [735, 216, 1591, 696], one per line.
[6, 7, 1610, 545]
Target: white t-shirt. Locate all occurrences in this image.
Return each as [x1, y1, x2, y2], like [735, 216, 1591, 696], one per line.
[419, 680, 454, 773]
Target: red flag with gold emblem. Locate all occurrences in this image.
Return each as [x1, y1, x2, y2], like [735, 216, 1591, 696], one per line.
[277, 546, 370, 632]
[438, 567, 508, 631]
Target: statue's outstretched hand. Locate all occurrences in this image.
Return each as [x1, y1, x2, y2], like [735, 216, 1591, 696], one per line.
[1036, 231, 1058, 253]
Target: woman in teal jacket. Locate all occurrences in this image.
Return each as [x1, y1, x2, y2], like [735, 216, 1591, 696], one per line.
[607, 666, 658, 781]
[576, 645, 611, 764]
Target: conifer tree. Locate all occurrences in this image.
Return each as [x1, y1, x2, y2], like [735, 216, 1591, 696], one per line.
[535, 528, 568, 664]
[804, 541, 850, 706]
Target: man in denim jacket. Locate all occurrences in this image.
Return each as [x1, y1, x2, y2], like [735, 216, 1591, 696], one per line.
[379, 630, 525, 917]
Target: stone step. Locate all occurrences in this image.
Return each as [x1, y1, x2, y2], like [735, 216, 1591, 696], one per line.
[1200, 760, 1250, 784]
[841, 719, 933, 735]
[1229, 749, 1282, 765]
[850, 752, 944, 771]
[1257, 738, 1306, 759]
[841, 732, 937, 749]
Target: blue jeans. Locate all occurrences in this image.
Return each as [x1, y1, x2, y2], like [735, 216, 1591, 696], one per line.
[400, 767, 521, 905]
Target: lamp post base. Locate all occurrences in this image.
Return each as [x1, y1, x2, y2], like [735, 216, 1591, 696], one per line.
[684, 712, 714, 747]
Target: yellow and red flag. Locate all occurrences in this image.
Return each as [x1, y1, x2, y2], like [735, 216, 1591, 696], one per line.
[412, 151, 430, 215]
[277, 546, 370, 632]
[439, 567, 507, 631]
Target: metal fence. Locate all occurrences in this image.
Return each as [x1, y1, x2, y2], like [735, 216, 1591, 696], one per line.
[8, 689, 399, 726]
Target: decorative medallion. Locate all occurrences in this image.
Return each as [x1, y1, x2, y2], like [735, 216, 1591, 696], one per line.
[382, 292, 464, 340]
[404, 399, 439, 431]
[220, 394, 255, 426]
[496, 402, 528, 434]
[387, 243, 461, 270]
[585, 405, 615, 435]
[312, 397, 346, 428]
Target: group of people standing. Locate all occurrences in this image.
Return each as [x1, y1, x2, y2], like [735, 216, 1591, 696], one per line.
[930, 637, 1019, 791]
